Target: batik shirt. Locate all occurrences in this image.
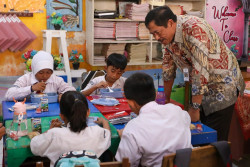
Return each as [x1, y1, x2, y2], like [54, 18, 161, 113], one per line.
[162, 15, 245, 115]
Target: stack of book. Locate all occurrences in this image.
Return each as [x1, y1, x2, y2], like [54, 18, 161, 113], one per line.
[101, 43, 126, 58]
[126, 43, 148, 63]
[125, 3, 149, 21]
[138, 23, 150, 40]
[116, 22, 139, 40]
[94, 21, 116, 39]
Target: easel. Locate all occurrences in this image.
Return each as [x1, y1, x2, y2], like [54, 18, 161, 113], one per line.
[42, 30, 72, 85]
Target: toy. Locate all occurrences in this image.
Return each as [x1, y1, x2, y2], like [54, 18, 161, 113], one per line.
[7, 98, 28, 140]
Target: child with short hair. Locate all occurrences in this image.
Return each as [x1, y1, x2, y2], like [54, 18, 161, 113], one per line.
[81, 53, 127, 96]
[5, 50, 75, 101]
[115, 72, 192, 167]
[30, 91, 111, 167]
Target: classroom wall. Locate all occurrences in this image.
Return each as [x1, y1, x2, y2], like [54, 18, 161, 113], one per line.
[0, 0, 161, 77]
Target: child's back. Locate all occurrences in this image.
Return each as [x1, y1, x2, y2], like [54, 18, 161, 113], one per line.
[30, 91, 111, 167]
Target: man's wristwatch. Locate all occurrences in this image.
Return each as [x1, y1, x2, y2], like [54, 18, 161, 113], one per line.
[191, 102, 201, 110]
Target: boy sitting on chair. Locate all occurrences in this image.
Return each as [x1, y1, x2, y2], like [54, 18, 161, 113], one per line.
[5, 51, 75, 101]
[81, 53, 127, 96]
[115, 72, 192, 167]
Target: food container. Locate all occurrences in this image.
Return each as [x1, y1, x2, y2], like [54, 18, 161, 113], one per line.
[31, 92, 58, 103]
[100, 88, 123, 98]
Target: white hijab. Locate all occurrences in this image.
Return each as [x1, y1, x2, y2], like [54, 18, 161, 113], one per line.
[31, 51, 54, 75]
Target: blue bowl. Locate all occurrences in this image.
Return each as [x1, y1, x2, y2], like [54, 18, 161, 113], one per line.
[31, 93, 58, 103]
[100, 88, 124, 98]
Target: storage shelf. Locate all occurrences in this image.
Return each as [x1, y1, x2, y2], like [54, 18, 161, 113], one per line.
[94, 39, 151, 43]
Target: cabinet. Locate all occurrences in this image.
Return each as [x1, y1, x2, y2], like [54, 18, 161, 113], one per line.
[86, 0, 163, 66]
[86, 0, 205, 66]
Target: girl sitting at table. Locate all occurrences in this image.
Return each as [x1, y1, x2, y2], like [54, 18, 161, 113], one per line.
[4, 50, 75, 101]
[30, 91, 111, 167]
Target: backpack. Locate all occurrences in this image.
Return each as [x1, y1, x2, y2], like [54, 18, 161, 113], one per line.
[55, 150, 100, 167]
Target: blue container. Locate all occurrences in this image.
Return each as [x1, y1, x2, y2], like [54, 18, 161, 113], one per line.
[191, 122, 217, 145]
[100, 88, 124, 98]
[31, 93, 58, 103]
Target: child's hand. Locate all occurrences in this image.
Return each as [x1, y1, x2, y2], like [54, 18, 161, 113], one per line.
[95, 117, 107, 125]
[95, 117, 110, 131]
[50, 119, 62, 129]
[96, 81, 108, 89]
[32, 81, 46, 92]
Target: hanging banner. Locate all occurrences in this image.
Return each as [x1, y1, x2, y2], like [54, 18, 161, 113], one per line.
[206, 0, 245, 59]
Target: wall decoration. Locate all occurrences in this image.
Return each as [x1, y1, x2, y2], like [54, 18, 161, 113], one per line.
[206, 0, 245, 59]
[46, 0, 82, 31]
[0, 0, 45, 13]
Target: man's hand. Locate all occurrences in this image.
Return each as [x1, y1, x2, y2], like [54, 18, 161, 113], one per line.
[188, 107, 200, 122]
[32, 82, 46, 92]
[58, 93, 62, 102]
[0, 123, 6, 140]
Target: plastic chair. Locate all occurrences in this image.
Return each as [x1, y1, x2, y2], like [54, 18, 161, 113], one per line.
[162, 141, 231, 167]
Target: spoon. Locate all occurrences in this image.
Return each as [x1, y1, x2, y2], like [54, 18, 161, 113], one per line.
[107, 86, 114, 92]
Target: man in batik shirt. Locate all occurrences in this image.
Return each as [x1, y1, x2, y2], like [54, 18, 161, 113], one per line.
[145, 6, 245, 141]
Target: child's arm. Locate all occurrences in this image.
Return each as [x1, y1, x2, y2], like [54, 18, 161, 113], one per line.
[5, 75, 32, 101]
[95, 117, 110, 131]
[82, 81, 108, 96]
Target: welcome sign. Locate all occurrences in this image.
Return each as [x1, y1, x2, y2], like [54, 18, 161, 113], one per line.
[206, 0, 245, 59]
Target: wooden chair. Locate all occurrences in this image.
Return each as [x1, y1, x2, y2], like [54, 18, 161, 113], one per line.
[162, 143, 231, 167]
[74, 158, 130, 167]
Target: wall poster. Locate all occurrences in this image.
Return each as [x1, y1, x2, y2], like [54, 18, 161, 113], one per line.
[46, 0, 82, 31]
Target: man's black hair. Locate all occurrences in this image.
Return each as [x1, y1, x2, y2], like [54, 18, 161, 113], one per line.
[106, 53, 127, 70]
[145, 6, 177, 28]
[124, 72, 156, 106]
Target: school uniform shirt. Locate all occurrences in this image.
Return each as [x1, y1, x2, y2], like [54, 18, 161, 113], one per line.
[4, 72, 76, 101]
[30, 124, 111, 167]
[162, 15, 245, 115]
[115, 101, 192, 167]
[82, 75, 126, 95]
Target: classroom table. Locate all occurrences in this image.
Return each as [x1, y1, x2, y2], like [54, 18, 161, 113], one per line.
[2, 100, 100, 121]
[2, 98, 217, 167]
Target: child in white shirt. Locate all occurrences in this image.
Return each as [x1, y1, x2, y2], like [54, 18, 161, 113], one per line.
[115, 73, 192, 167]
[5, 50, 75, 101]
[30, 91, 111, 167]
[81, 53, 127, 96]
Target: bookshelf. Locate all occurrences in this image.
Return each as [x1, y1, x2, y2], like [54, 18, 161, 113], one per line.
[86, 0, 162, 66]
[86, 0, 206, 66]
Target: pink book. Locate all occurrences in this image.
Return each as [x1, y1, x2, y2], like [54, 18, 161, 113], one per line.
[7, 15, 31, 52]
[0, 15, 19, 52]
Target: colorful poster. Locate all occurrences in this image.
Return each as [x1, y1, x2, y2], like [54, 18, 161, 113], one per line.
[46, 0, 82, 31]
[206, 0, 245, 59]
